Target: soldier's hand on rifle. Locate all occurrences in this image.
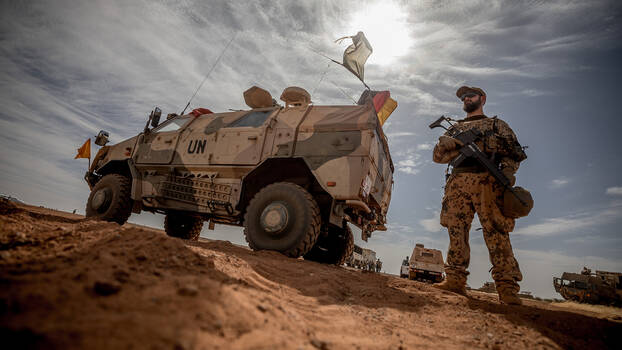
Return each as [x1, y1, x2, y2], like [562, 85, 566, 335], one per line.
[438, 135, 464, 152]
[502, 167, 516, 186]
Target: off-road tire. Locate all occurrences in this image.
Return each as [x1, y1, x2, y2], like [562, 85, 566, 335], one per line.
[243, 182, 321, 258]
[164, 212, 203, 240]
[304, 224, 354, 265]
[86, 174, 132, 225]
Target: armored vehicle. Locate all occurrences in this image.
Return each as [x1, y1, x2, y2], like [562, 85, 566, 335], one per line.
[477, 281, 496, 293]
[408, 244, 444, 283]
[553, 267, 622, 306]
[84, 86, 394, 265]
[347, 244, 364, 269]
[346, 244, 377, 270]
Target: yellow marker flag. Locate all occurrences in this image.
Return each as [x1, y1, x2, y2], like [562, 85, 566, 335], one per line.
[377, 97, 397, 126]
[74, 138, 91, 159]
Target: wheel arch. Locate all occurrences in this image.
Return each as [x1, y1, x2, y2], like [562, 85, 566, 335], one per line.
[92, 159, 132, 181]
[90, 159, 141, 206]
[239, 157, 333, 224]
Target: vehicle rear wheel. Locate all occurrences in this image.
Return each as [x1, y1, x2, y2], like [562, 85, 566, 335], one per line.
[86, 174, 132, 225]
[303, 224, 354, 265]
[164, 212, 203, 240]
[243, 182, 321, 258]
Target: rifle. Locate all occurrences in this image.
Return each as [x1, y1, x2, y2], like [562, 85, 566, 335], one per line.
[429, 115, 529, 206]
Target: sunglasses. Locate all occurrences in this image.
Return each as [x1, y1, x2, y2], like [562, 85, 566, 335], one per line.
[460, 92, 480, 101]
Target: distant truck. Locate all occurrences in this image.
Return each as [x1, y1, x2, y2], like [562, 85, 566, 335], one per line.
[553, 267, 622, 306]
[408, 244, 444, 283]
[347, 244, 376, 270]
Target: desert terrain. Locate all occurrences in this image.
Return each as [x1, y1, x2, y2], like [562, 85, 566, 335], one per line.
[1, 198, 620, 349]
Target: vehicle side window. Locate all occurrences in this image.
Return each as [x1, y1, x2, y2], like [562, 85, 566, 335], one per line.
[228, 110, 272, 128]
[153, 116, 191, 133]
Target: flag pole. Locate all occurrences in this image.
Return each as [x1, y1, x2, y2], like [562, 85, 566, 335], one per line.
[307, 47, 371, 91]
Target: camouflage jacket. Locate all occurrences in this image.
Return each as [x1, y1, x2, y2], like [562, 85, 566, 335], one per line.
[432, 115, 526, 173]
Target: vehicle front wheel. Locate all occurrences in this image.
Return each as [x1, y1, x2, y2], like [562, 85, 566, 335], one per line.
[164, 212, 203, 240]
[86, 174, 133, 225]
[243, 182, 321, 258]
[303, 224, 354, 265]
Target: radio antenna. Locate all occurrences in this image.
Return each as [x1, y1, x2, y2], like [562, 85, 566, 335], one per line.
[330, 80, 357, 104]
[180, 32, 237, 115]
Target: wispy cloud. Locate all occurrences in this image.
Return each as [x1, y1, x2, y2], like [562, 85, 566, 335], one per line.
[550, 177, 570, 189]
[606, 186, 622, 195]
[416, 143, 433, 151]
[521, 89, 552, 97]
[386, 131, 415, 137]
[396, 152, 424, 175]
[513, 204, 622, 237]
[420, 215, 443, 233]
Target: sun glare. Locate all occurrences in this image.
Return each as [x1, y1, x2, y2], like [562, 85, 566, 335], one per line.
[346, 1, 412, 65]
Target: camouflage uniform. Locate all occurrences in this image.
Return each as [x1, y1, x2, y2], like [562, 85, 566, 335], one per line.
[433, 115, 526, 295]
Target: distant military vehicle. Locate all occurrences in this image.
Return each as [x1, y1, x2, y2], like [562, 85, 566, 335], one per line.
[408, 244, 444, 283]
[477, 281, 496, 293]
[400, 256, 409, 278]
[347, 244, 377, 270]
[0, 194, 24, 204]
[84, 86, 394, 265]
[362, 247, 377, 270]
[348, 245, 364, 268]
[553, 267, 622, 306]
[477, 281, 533, 299]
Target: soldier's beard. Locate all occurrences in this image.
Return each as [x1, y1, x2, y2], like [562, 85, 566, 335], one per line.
[463, 100, 481, 113]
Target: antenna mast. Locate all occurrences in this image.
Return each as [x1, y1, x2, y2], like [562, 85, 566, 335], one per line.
[180, 33, 237, 115]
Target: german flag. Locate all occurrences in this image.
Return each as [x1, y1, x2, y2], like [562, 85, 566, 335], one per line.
[372, 91, 397, 126]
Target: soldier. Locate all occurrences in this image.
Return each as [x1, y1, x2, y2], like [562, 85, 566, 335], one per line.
[432, 86, 527, 305]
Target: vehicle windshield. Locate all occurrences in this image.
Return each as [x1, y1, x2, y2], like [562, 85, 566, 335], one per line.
[153, 116, 191, 133]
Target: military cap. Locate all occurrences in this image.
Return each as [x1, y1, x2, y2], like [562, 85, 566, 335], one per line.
[456, 86, 486, 99]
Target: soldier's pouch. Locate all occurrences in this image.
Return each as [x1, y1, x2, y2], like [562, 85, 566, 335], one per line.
[500, 186, 533, 218]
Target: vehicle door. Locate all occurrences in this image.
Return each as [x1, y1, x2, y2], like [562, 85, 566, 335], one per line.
[134, 116, 192, 164]
[210, 108, 276, 165]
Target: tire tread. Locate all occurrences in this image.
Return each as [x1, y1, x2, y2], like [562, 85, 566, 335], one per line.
[243, 182, 321, 258]
[85, 174, 132, 225]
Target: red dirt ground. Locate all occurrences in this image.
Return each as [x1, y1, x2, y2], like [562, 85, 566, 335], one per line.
[1, 199, 620, 349]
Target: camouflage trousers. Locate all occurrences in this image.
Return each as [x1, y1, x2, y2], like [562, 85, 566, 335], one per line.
[440, 173, 522, 290]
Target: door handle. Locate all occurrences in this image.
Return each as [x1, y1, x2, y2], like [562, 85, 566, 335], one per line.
[248, 135, 258, 140]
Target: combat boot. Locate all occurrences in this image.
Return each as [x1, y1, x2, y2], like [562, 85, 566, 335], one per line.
[433, 275, 467, 295]
[496, 283, 522, 305]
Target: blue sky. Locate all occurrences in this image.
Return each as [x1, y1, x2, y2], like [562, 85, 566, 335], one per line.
[1, 0, 621, 298]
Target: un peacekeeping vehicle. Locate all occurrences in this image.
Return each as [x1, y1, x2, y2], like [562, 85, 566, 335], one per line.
[84, 86, 394, 265]
[408, 244, 445, 283]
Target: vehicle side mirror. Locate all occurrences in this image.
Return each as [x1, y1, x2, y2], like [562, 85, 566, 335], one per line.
[151, 107, 162, 127]
[94, 130, 109, 146]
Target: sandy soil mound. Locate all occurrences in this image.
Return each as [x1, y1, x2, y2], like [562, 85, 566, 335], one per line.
[1, 199, 621, 349]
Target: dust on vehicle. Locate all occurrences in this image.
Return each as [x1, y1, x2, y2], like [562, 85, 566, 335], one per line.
[84, 86, 395, 265]
[408, 244, 445, 283]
